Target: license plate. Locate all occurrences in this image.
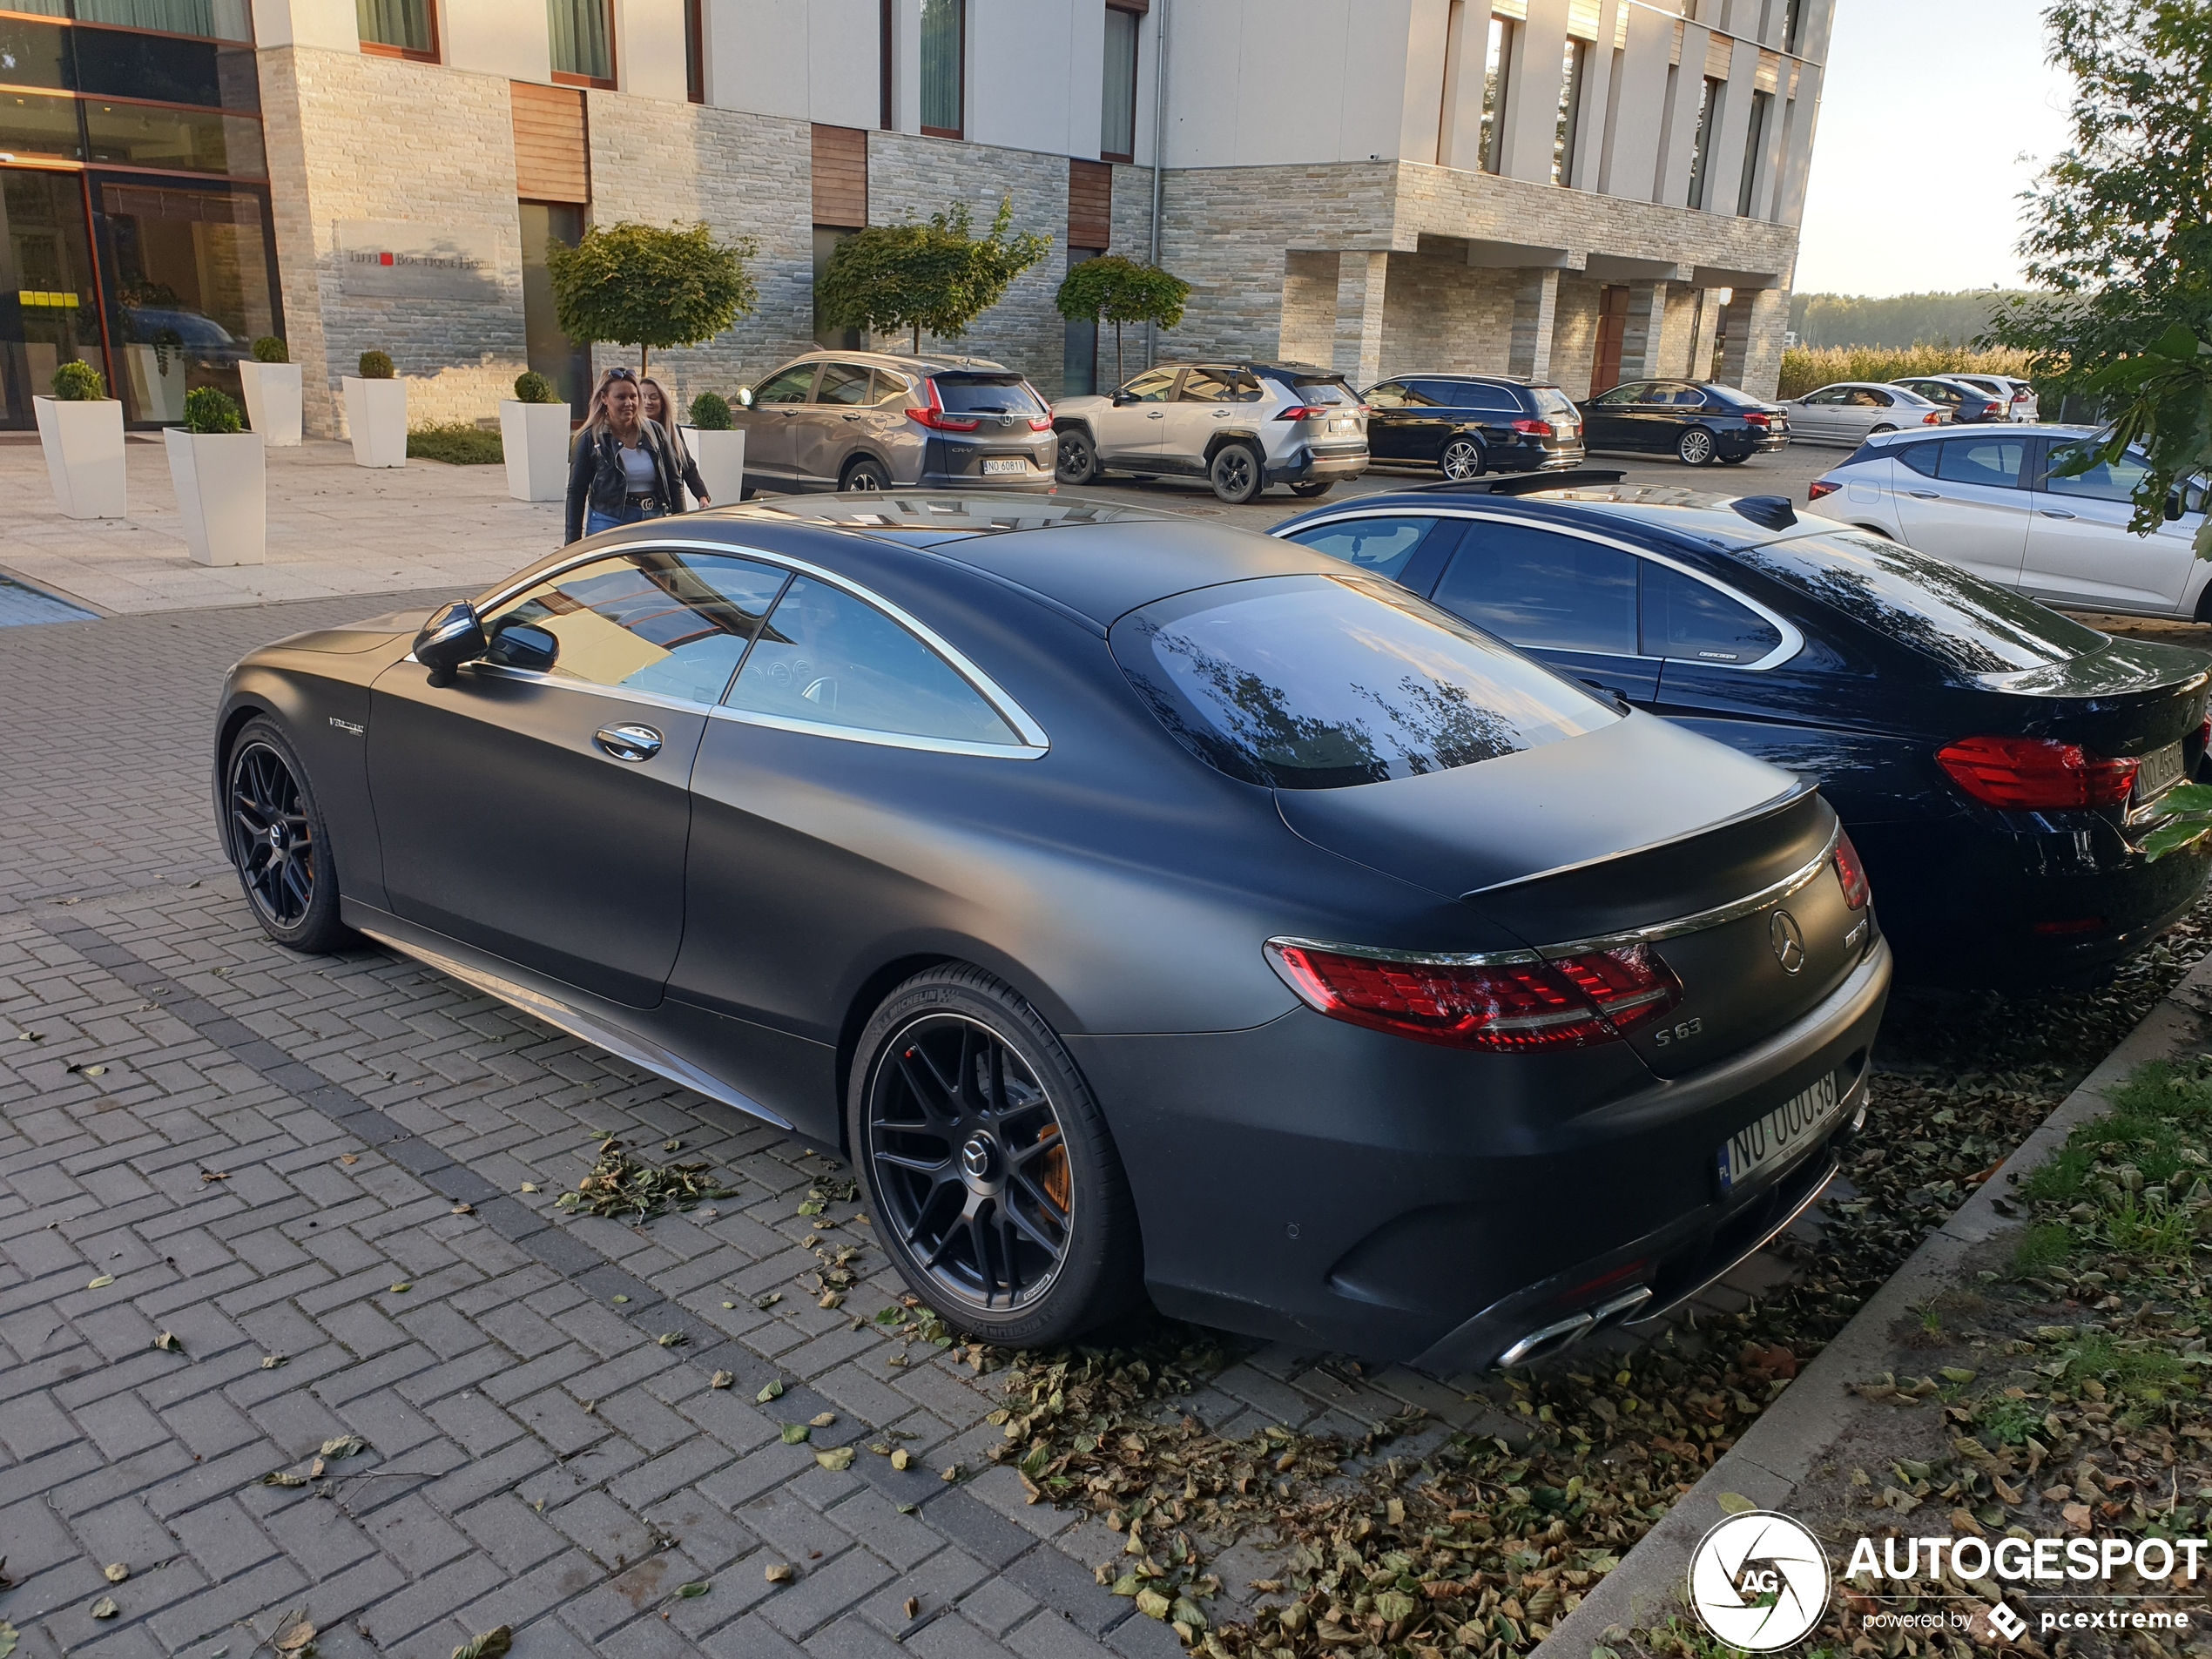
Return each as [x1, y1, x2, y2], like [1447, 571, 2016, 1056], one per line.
[1330, 418, 1356, 433]
[981, 458, 1026, 475]
[1552, 422, 1577, 439]
[2135, 739, 2185, 806]
[1717, 1072, 1840, 1195]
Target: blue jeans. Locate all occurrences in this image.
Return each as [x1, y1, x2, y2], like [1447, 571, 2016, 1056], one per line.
[585, 502, 663, 536]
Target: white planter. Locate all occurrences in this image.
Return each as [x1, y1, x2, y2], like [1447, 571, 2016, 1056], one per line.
[239, 361, 303, 447]
[342, 375, 408, 468]
[500, 400, 572, 502]
[164, 428, 266, 567]
[32, 395, 127, 519]
[123, 343, 188, 423]
[681, 426, 745, 507]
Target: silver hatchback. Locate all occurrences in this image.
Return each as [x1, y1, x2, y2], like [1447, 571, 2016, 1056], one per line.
[730, 350, 1057, 495]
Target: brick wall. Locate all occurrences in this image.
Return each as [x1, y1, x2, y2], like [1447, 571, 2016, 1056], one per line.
[1376, 252, 1518, 381]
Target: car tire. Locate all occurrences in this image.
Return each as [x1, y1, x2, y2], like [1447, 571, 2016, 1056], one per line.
[1289, 481, 1333, 499]
[849, 964, 1143, 1348]
[1209, 442, 1264, 504]
[224, 717, 350, 954]
[840, 457, 890, 492]
[1055, 428, 1099, 486]
[1440, 437, 1487, 481]
[1869, 423, 1896, 435]
[1676, 427, 1717, 467]
[1718, 454, 1749, 466]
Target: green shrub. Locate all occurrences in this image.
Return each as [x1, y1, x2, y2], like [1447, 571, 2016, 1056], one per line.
[407, 422, 503, 465]
[1777, 344, 2038, 400]
[688, 391, 732, 430]
[51, 360, 105, 401]
[357, 350, 395, 380]
[513, 370, 557, 404]
[251, 336, 289, 364]
[182, 387, 243, 435]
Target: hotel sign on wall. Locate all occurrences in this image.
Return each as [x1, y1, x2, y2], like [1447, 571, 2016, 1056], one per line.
[335, 221, 503, 301]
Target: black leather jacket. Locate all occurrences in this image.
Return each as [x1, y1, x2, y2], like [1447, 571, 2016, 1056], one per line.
[565, 418, 686, 543]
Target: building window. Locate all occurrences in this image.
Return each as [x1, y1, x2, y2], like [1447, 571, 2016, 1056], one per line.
[1686, 74, 1720, 207]
[73, 0, 253, 39]
[1102, 4, 1139, 162]
[920, 0, 962, 138]
[684, 0, 703, 101]
[1551, 36, 1585, 186]
[1479, 15, 1514, 173]
[521, 200, 590, 415]
[1737, 89, 1770, 215]
[1782, 0, 1804, 52]
[549, 0, 613, 87]
[814, 226, 861, 348]
[880, 0, 893, 128]
[357, 0, 435, 59]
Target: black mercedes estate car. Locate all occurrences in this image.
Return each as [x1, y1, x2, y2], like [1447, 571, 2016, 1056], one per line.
[1363, 374, 1587, 479]
[215, 495, 1888, 1369]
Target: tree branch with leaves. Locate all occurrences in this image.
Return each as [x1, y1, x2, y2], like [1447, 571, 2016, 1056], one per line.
[815, 198, 1053, 354]
[546, 220, 759, 374]
[1055, 256, 1192, 387]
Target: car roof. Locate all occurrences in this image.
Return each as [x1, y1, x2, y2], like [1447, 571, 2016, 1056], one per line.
[1847, 421, 2093, 452]
[769, 348, 1012, 375]
[1379, 373, 1552, 388]
[1277, 482, 1831, 555]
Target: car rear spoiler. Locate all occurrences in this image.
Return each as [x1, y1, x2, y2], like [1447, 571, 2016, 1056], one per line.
[1405, 469, 1628, 496]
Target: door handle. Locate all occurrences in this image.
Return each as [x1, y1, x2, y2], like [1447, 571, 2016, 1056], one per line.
[841, 414, 861, 421]
[1907, 490, 1939, 499]
[1212, 409, 1230, 418]
[1147, 411, 1164, 419]
[2040, 508, 2078, 519]
[594, 724, 663, 762]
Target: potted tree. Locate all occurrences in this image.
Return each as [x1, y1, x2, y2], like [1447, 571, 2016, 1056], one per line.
[239, 336, 302, 447]
[681, 391, 745, 504]
[34, 359, 127, 519]
[164, 387, 264, 567]
[500, 370, 571, 502]
[343, 349, 407, 468]
[1054, 254, 1192, 388]
[816, 198, 1053, 353]
[546, 219, 759, 375]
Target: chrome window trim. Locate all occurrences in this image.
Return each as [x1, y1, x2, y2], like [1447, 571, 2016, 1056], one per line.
[462, 536, 1051, 755]
[1267, 819, 1843, 967]
[1276, 507, 1807, 671]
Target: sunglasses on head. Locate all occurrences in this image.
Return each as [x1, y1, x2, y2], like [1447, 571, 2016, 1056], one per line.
[604, 368, 637, 383]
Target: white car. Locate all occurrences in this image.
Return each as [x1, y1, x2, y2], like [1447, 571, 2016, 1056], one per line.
[1948, 372, 2040, 422]
[1777, 381, 1948, 445]
[1805, 424, 2212, 619]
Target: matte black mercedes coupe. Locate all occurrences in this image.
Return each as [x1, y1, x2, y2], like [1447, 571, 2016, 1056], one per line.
[214, 495, 1891, 1369]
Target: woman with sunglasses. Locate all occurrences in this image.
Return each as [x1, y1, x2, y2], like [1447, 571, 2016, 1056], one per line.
[564, 367, 688, 543]
[639, 377, 712, 510]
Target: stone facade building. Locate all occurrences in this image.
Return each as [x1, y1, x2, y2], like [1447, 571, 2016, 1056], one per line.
[0, 0, 1832, 437]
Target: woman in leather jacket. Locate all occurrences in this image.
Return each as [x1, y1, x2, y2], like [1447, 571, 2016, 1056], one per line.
[564, 367, 687, 543]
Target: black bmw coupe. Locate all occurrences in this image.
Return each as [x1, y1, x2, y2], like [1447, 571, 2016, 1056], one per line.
[215, 496, 1889, 1368]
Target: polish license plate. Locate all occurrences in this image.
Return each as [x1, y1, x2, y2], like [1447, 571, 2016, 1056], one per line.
[2134, 739, 2185, 806]
[1330, 417, 1357, 433]
[1717, 1072, 1840, 1195]
[981, 457, 1027, 475]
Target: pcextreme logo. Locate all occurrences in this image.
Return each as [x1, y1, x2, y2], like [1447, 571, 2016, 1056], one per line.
[1688, 1511, 1831, 1651]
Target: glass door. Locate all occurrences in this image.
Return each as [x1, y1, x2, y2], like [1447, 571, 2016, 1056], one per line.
[0, 167, 105, 427]
[520, 199, 590, 417]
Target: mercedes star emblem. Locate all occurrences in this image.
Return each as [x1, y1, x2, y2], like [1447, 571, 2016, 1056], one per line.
[1769, 910, 1806, 974]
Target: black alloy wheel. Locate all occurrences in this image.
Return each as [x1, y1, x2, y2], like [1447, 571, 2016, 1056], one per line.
[226, 718, 347, 952]
[840, 457, 889, 492]
[1055, 428, 1098, 485]
[852, 966, 1140, 1345]
[1440, 436, 1486, 481]
[1209, 442, 1263, 504]
[1676, 427, 1717, 466]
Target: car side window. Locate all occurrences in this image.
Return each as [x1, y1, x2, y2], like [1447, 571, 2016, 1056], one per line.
[1178, 368, 1239, 402]
[1656, 384, 1706, 407]
[2042, 446, 2151, 504]
[1897, 442, 1941, 478]
[482, 550, 792, 705]
[753, 365, 816, 406]
[868, 370, 913, 406]
[1937, 436, 2026, 489]
[1847, 389, 1887, 408]
[1365, 381, 1410, 408]
[724, 576, 1021, 746]
[1118, 368, 1178, 402]
[1283, 515, 1455, 583]
[1801, 388, 1847, 405]
[1640, 563, 1783, 664]
[1590, 384, 1646, 406]
[1420, 380, 1513, 411]
[1431, 523, 1639, 655]
[816, 363, 873, 406]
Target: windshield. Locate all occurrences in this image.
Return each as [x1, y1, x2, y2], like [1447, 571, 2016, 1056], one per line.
[1737, 531, 2107, 675]
[1705, 384, 1766, 408]
[1109, 573, 1617, 790]
[1288, 374, 1353, 406]
[932, 374, 1047, 416]
[1530, 387, 1578, 419]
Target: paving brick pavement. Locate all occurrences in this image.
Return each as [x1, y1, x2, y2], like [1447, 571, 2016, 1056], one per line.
[0, 595, 1501, 1659]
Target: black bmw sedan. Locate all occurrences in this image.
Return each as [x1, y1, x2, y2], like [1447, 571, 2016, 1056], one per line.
[214, 496, 1887, 1369]
[1576, 379, 1791, 467]
[1274, 480, 2212, 985]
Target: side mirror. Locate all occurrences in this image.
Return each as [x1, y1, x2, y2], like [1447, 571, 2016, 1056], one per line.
[1113, 390, 1136, 406]
[733, 385, 755, 409]
[414, 600, 487, 687]
[485, 620, 558, 673]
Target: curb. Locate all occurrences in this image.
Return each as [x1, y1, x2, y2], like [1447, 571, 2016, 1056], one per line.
[1534, 952, 2212, 1659]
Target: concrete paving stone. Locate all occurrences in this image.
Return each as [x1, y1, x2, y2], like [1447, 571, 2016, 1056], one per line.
[957, 1574, 1040, 1637]
[907, 1612, 1022, 1659]
[549, 1487, 668, 1572]
[695, 1437, 821, 1511]
[143, 1552, 312, 1649]
[704, 1611, 816, 1659]
[1103, 1611, 1187, 1659]
[826, 1485, 948, 1575]
[1008, 1609, 1123, 1659]
[74, 1389, 176, 1460]
[610, 1434, 743, 1511]
[589, 1378, 697, 1453]
[963, 1467, 1077, 1541]
[600, 1608, 725, 1659]
[159, 1388, 266, 1459]
[44, 1440, 197, 1521]
[561, 1550, 711, 1642]
[360, 1553, 511, 1644]
[909, 1492, 1034, 1572]
[756, 1548, 898, 1642]
[449, 1546, 604, 1634]
[266, 1492, 383, 1579]
[312, 1341, 442, 1407]
[361, 1490, 475, 1576]
[454, 1490, 577, 1575]
[1001, 1545, 1127, 1637]
[169, 1493, 281, 1579]
[420, 1434, 559, 1515]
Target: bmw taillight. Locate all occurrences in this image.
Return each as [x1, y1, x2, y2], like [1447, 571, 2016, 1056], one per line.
[906, 381, 981, 432]
[1263, 940, 1681, 1051]
[1808, 479, 1840, 500]
[1743, 411, 1773, 427]
[1832, 833, 1871, 910]
[1511, 418, 1552, 437]
[1922, 412, 1944, 425]
[1937, 734, 2139, 810]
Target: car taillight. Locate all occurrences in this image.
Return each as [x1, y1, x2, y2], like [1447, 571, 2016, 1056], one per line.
[1743, 411, 1772, 427]
[1029, 414, 1053, 430]
[1275, 405, 1329, 421]
[1936, 734, 2139, 810]
[1922, 412, 1943, 425]
[2012, 389, 2032, 401]
[905, 381, 981, 432]
[1263, 940, 1679, 1050]
[1808, 479, 1840, 500]
[1510, 419, 1551, 437]
[1832, 832, 1871, 910]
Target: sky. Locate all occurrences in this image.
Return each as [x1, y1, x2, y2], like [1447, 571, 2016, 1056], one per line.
[1792, 0, 2074, 296]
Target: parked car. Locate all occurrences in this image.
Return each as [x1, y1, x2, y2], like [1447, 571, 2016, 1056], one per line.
[729, 350, 1055, 494]
[1052, 362, 1369, 504]
[1888, 375, 2008, 424]
[215, 491, 1885, 1368]
[1947, 372, 2040, 422]
[1575, 379, 1790, 467]
[1361, 374, 1585, 479]
[1274, 477, 2212, 984]
[1806, 425, 2212, 620]
[1777, 381, 1947, 445]
[123, 304, 247, 368]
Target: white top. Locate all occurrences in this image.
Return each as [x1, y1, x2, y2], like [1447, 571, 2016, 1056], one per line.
[619, 440, 656, 493]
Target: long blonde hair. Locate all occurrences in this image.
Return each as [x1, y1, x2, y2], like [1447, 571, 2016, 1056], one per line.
[585, 367, 649, 438]
[639, 375, 691, 464]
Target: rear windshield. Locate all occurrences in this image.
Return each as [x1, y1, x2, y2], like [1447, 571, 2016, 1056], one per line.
[932, 374, 1047, 416]
[1737, 531, 2107, 675]
[1705, 384, 1766, 408]
[1530, 387, 1578, 419]
[1109, 572, 1617, 790]
[1287, 374, 1354, 406]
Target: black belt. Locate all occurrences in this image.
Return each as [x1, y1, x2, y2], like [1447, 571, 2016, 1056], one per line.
[624, 493, 664, 509]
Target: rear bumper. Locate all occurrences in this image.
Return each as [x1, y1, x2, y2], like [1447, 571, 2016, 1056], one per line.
[1267, 448, 1370, 485]
[1479, 440, 1586, 474]
[1730, 429, 1791, 455]
[920, 433, 1058, 490]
